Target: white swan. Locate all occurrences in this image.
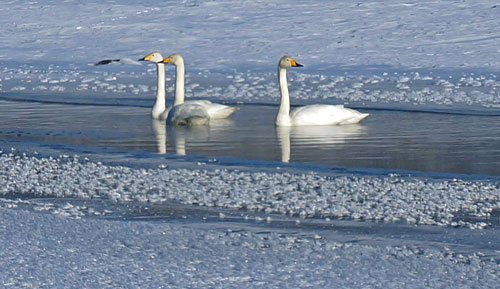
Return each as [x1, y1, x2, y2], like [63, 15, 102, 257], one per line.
[160, 53, 238, 119]
[138, 52, 209, 126]
[275, 56, 369, 126]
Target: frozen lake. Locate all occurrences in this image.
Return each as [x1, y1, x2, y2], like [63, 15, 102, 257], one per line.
[1, 99, 499, 177]
[1, 1, 499, 286]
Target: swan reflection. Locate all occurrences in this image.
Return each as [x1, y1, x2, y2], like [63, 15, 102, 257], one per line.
[276, 125, 367, 163]
[151, 119, 167, 154]
[151, 119, 191, 155]
[151, 119, 217, 155]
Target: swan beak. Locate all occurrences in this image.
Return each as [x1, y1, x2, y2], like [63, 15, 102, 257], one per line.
[291, 60, 303, 67]
[161, 56, 172, 64]
[138, 54, 152, 62]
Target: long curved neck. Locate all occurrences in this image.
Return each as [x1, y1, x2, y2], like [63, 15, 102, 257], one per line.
[276, 66, 291, 125]
[152, 63, 166, 119]
[173, 58, 185, 106]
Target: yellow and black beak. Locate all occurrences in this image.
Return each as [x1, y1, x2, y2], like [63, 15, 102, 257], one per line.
[291, 59, 303, 67]
[138, 54, 152, 62]
[161, 56, 172, 64]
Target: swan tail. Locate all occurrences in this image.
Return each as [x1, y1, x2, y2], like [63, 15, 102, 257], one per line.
[339, 113, 369, 125]
[213, 106, 239, 119]
[221, 106, 239, 118]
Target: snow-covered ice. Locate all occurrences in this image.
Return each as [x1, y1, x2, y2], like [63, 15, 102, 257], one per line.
[1, 0, 499, 70]
[1, 152, 499, 229]
[0, 0, 498, 110]
[1, 0, 500, 287]
[0, 208, 497, 288]
[0, 146, 499, 287]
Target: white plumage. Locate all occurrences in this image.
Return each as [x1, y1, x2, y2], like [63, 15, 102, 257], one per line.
[275, 56, 369, 127]
[161, 53, 238, 119]
[138, 52, 210, 126]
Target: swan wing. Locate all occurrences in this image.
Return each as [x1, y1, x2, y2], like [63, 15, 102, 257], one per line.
[290, 104, 368, 126]
[167, 103, 210, 126]
[185, 100, 238, 119]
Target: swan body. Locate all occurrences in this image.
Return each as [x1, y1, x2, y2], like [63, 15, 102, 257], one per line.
[139, 52, 210, 126]
[184, 100, 237, 119]
[289, 105, 367, 126]
[166, 104, 210, 126]
[276, 56, 369, 126]
[161, 53, 238, 119]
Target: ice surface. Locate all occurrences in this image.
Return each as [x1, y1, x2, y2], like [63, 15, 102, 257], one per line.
[1, 0, 499, 70]
[0, 208, 498, 288]
[1, 66, 498, 111]
[0, 1, 498, 111]
[1, 1, 500, 287]
[1, 151, 498, 229]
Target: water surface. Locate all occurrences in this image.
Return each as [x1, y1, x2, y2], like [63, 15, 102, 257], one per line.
[1, 100, 499, 176]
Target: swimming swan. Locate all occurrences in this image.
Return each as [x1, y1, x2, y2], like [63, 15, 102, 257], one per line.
[275, 56, 369, 126]
[160, 53, 238, 119]
[138, 52, 209, 126]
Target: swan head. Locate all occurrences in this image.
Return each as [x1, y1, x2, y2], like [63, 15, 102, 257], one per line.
[138, 52, 164, 63]
[279, 56, 303, 68]
[161, 53, 184, 66]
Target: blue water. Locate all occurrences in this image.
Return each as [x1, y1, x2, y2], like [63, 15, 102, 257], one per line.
[1, 97, 499, 177]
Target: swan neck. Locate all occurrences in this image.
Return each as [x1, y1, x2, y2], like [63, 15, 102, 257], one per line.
[173, 59, 185, 106]
[152, 63, 166, 119]
[276, 67, 291, 125]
